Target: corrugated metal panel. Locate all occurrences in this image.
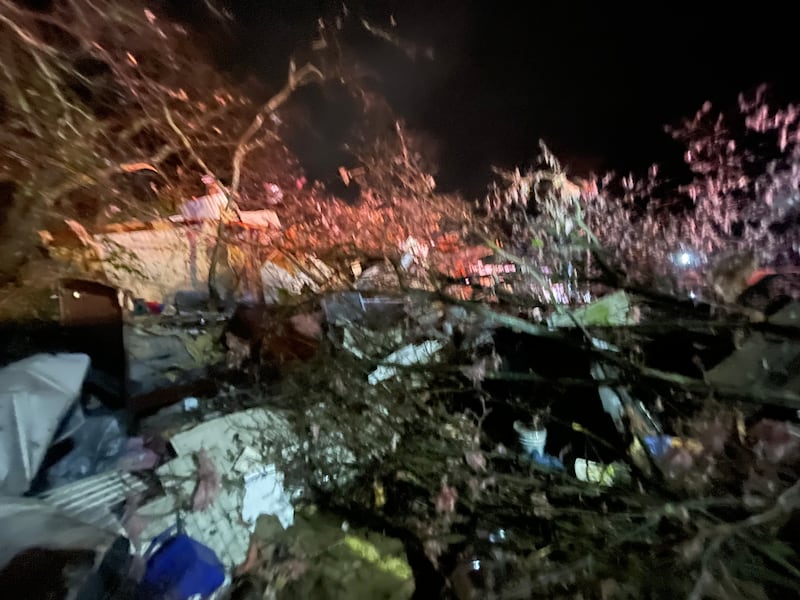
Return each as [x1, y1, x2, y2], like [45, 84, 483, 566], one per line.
[38, 471, 148, 533]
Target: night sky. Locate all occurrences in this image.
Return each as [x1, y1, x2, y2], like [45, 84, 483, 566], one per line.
[182, 1, 800, 194]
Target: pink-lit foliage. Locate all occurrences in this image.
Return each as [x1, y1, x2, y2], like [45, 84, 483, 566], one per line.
[485, 87, 800, 299]
[479, 141, 591, 303]
[592, 86, 800, 293]
[0, 0, 301, 279]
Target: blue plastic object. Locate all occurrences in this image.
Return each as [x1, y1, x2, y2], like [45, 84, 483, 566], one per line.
[531, 451, 565, 470]
[644, 435, 674, 458]
[138, 525, 225, 600]
[520, 449, 564, 471]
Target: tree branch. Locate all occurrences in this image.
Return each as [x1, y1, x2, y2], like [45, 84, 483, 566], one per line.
[230, 62, 322, 198]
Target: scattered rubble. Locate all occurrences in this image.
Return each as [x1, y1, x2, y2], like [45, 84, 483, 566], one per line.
[2, 262, 800, 598]
[5, 1, 799, 596]
[3, 178, 800, 599]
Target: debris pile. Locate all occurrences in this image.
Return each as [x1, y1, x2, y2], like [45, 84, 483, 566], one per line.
[4, 1, 800, 597]
[5, 201, 800, 599]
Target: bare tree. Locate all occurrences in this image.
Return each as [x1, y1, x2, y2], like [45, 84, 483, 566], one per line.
[591, 87, 800, 295]
[0, 0, 321, 286]
[483, 88, 800, 302]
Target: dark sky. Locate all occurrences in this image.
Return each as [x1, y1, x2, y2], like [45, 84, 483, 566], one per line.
[185, 0, 800, 194]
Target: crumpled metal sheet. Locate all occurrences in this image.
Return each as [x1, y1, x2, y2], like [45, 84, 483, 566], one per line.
[0, 496, 117, 570]
[0, 353, 90, 496]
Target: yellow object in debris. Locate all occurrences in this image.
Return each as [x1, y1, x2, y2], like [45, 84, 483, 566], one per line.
[343, 535, 413, 581]
[574, 458, 618, 486]
[628, 437, 652, 475]
[373, 479, 386, 508]
[670, 437, 704, 455]
[736, 409, 747, 443]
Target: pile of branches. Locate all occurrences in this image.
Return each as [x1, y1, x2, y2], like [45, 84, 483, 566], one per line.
[245, 279, 800, 599]
[232, 117, 800, 596]
[479, 86, 800, 305]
